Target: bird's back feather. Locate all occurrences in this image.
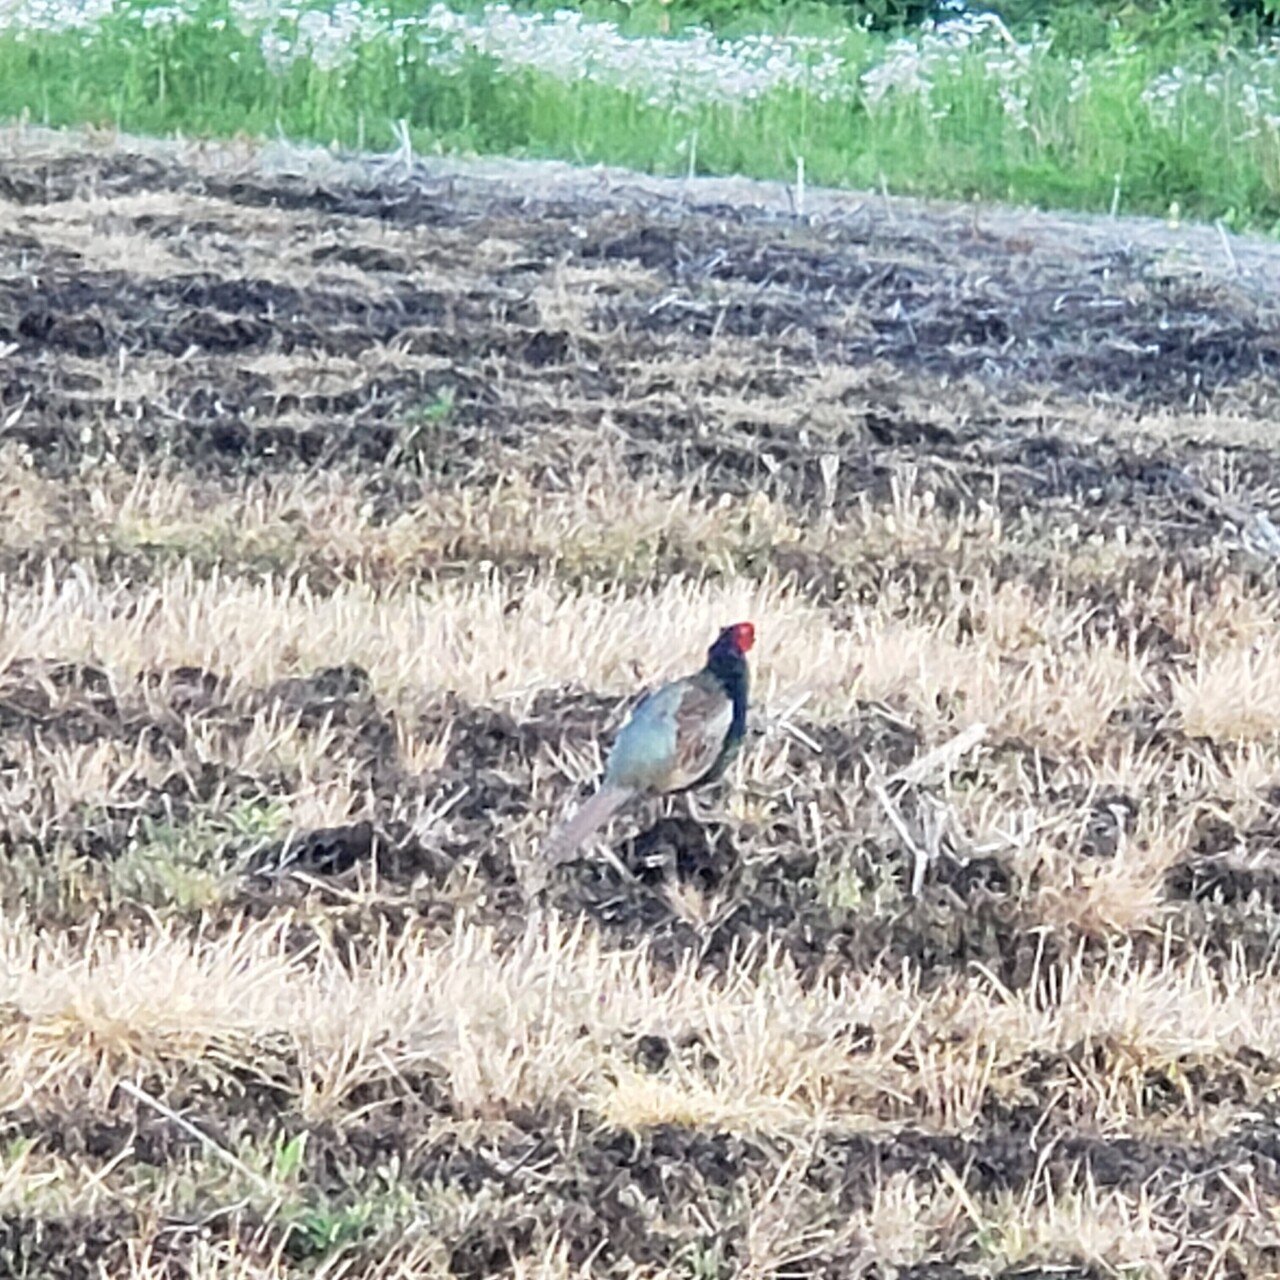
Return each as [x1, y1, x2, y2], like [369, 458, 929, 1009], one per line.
[605, 675, 732, 793]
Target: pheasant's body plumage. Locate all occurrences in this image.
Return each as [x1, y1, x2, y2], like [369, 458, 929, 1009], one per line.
[545, 623, 754, 861]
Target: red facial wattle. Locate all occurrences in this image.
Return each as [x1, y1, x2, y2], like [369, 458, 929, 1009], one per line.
[732, 622, 756, 654]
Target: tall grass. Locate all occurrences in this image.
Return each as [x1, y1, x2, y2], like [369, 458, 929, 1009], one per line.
[3, 0, 1280, 228]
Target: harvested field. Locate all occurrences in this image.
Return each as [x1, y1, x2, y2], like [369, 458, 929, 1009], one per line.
[7, 126, 1280, 1278]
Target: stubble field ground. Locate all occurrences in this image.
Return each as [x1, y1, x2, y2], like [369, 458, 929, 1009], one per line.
[6, 126, 1280, 1278]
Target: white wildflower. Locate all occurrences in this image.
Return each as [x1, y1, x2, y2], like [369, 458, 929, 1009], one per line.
[141, 4, 185, 29]
[0, 0, 113, 35]
[859, 7, 1039, 122]
[260, 27, 295, 72]
[405, 3, 851, 109]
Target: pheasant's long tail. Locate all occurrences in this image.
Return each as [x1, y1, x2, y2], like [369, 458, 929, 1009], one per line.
[545, 784, 635, 864]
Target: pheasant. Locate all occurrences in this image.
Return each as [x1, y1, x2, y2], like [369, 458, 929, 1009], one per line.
[546, 622, 755, 860]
